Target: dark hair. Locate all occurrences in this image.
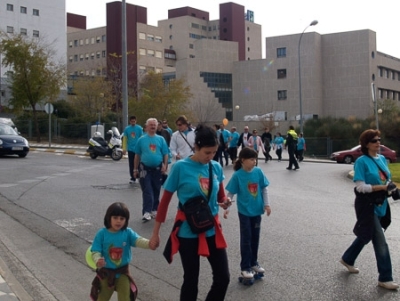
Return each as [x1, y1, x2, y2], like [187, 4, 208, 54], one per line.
[233, 147, 258, 171]
[289, 125, 294, 130]
[129, 116, 136, 120]
[359, 129, 380, 155]
[104, 202, 130, 230]
[175, 115, 188, 125]
[194, 124, 218, 149]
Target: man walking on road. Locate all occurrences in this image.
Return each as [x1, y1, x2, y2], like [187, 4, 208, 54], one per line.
[122, 116, 143, 184]
[170, 115, 195, 161]
[134, 118, 169, 221]
[285, 125, 299, 170]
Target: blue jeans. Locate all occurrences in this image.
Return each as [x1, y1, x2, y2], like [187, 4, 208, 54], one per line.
[342, 215, 393, 282]
[238, 213, 262, 271]
[178, 236, 230, 301]
[139, 165, 162, 215]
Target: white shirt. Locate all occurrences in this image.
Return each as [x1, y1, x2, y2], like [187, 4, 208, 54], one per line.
[170, 130, 195, 159]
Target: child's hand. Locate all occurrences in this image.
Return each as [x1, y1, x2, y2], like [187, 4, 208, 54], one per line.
[96, 257, 106, 268]
[219, 198, 233, 210]
[223, 210, 230, 219]
[149, 234, 160, 250]
[265, 205, 271, 216]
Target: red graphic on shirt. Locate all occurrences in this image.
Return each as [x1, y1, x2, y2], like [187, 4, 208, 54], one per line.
[149, 144, 156, 153]
[248, 182, 258, 197]
[108, 245, 123, 266]
[130, 132, 136, 138]
[379, 171, 386, 184]
[199, 176, 209, 195]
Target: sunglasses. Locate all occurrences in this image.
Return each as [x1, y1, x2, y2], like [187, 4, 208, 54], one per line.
[370, 138, 381, 143]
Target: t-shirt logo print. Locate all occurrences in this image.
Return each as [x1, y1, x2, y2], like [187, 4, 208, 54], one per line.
[199, 176, 209, 195]
[247, 182, 258, 197]
[130, 132, 136, 138]
[108, 245, 123, 266]
[149, 144, 156, 153]
[379, 171, 386, 184]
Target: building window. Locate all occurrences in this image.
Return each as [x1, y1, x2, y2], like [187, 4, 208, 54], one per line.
[74, 55, 78, 62]
[69, 56, 73, 63]
[155, 36, 162, 43]
[96, 51, 100, 59]
[379, 67, 383, 77]
[20, 6, 27, 14]
[139, 32, 145, 40]
[189, 44, 194, 49]
[277, 69, 287, 79]
[85, 53, 89, 60]
[91, 37, 95, 44]
[139, 65, 146, 76]
[74, 40, 78, 47]
[169, 24, 173, 29]
[139, 48, 146, 56]
[20, 28, 27, 35]
[277, 47, 286, 58]
[96, 36, 101, 43]
[147, 34, 154, 41]
[80, 54, 84, 61]
[191, 23, 199, 29]
[33, 9, 39, 16]
[202, 25, 207, 31]
[86, 38, 89, 45]
[155, 51, 162, 58]
[102, 35, 106, 42]
[6, 4, 13, 11]
[102, 50, 106, 58]
[147, 49, 155, 57]
[7, 26, 14, 34]
[80, 39, 84, 46]
[91, 53, 95, 59]
[189, 55, 195, 58]
[278, 90, 287, 100]
[69, 41, 73, 48]
[169, 35, 173, 40]
[156, 68, 163, 73]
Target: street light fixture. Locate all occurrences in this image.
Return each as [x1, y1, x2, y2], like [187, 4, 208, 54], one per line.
[298, 20, 318, 134]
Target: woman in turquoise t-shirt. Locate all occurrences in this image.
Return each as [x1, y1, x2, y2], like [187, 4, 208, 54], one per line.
[150, 124, 231, 301]
[340, 129, 398, 290]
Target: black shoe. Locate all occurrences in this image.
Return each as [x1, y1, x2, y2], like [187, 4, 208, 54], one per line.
[294, 167, 300, 170]
[225, 161, 229, 166]
[286, 167, 292, 170]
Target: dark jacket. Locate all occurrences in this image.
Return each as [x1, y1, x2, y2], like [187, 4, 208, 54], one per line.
[353, 189, 391, 244]
[237, 132, 250, 148]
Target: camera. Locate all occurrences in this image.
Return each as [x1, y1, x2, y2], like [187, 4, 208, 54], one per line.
[387, 181, 400, 200]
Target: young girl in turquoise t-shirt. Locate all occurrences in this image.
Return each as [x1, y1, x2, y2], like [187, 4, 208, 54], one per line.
[225, 147, 271, 282]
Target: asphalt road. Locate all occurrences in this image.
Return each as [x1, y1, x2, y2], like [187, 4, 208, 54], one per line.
[0, 151, 400, 300]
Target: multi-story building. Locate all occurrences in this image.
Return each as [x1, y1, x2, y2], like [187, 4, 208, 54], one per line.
[0, 0, 66, 108]
[232, 29, 400, 126]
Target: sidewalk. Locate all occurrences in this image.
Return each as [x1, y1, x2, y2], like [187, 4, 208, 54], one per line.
[0, 256, 32, 301]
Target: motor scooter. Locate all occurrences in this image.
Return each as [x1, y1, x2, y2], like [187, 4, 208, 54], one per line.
[87, 127, 123, 161]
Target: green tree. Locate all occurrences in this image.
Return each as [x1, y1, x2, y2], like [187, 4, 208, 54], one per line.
[130, 72, 193, 125]
[0, 33, 65, 142]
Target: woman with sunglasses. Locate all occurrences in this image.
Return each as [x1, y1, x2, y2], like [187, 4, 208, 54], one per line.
[339, 129, 399, 290]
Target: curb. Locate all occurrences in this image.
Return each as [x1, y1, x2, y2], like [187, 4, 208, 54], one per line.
[0, 256, 33, 301]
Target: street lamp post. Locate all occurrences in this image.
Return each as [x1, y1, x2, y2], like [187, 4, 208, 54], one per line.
[298, 20, 318, 134]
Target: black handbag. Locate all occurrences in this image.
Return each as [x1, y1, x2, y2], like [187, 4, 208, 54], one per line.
[180, 163, 215, 234]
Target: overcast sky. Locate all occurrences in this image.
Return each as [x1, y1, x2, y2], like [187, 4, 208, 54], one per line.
[66, 0, 400, 59]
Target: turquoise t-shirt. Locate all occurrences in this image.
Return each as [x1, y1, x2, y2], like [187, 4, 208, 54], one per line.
[229, 132, 240, 148]
[297, 137, 305, 150]
[220, 129, 231, 143]
[353, 155, 390, 217]
[273, 136, 284, 148]
[163, 158, 225, 238]
[134, 134, 169, 167]
[91, 227, 140, 269]
[123, 125, 143, 151]
[226, 166, 269, 217]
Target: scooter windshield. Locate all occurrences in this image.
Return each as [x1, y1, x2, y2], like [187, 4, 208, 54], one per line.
[111, 127, 120, 137]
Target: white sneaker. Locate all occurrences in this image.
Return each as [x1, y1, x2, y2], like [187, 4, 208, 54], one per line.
[151, 211, 157, 219]
[339, 259, 359, 274]
[241, 270, 254, 279]
[252, 264, 265, 273]
[378, 281, 399, 290]
[142, 212, 151, 221]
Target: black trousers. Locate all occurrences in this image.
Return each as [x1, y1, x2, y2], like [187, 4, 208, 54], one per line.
[128, 151, 136, 180]
[178, 236, 230, 301]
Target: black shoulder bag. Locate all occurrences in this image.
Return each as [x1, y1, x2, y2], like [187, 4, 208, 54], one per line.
[179, 162, 215, 234]
[179, 131, 194, 152]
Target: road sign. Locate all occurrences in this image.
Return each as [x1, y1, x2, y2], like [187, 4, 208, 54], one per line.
[44, 103, 54, 114]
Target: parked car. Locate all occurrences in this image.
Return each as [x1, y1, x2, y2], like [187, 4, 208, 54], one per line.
[0, 123, 29, 158]
[330, 145, 396, 164]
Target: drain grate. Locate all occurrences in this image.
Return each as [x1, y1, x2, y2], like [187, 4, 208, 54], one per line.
[92, 184, 138, 190]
